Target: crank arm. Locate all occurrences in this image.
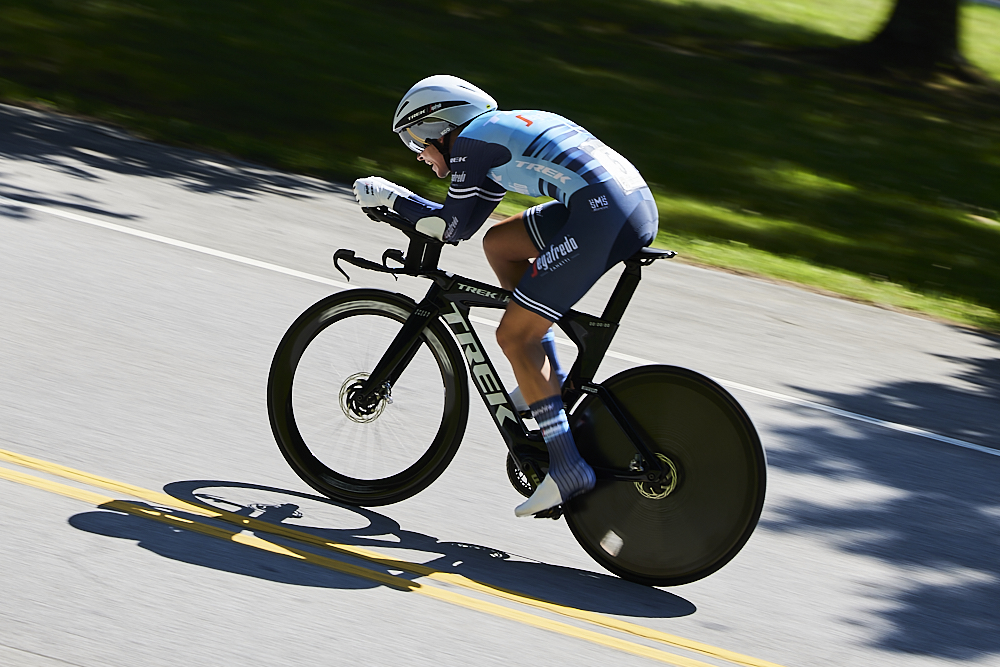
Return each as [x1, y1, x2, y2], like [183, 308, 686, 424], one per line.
[591, 466, 671, 483]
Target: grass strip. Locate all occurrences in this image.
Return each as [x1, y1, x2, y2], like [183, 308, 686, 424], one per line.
[1, 0, 998, 329]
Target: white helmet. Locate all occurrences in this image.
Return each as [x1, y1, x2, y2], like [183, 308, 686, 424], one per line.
[392, 75, 497, 152]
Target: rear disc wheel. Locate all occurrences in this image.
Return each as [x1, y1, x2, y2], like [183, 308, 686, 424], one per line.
[565, 365, 766, 586]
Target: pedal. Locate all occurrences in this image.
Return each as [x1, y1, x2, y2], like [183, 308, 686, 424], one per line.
[532, 505, 563, 520]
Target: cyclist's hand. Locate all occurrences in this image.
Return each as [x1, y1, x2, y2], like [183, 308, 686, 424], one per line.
[353, 176, 414, 209]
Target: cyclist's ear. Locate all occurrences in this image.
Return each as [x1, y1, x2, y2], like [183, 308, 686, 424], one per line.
[446, 121, 471, 147]
[433, 122, 467, 156]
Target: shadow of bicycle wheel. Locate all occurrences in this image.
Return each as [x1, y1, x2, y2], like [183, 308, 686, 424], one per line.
[134, 479, 697, 619]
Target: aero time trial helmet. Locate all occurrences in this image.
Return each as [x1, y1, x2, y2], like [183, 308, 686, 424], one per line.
[392, 75, 497, 152]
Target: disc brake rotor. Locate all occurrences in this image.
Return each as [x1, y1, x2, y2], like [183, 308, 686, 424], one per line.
[635, 453, 679, 500]
[339, 372, 390, 423]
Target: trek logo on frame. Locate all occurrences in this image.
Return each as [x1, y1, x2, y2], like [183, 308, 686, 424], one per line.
[442, 303, 517, 428]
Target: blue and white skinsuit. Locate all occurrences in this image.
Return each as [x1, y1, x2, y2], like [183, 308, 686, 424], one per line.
[393, 109, 659, 322]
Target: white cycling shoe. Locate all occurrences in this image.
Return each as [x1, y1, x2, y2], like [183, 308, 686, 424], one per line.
[514, 475, 565, 517]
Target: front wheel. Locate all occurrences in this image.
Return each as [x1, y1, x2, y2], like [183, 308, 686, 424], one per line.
[565, 365, 766, 586]
[267, 289, 469, 506]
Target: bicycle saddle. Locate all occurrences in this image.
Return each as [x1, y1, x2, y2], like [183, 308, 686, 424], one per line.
[628, 247, 676, 263]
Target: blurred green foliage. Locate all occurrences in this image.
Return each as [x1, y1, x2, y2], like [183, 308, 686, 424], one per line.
[1, 0, 999, 328]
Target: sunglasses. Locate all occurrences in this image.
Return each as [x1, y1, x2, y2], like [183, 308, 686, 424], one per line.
[397, 120, 454, 153]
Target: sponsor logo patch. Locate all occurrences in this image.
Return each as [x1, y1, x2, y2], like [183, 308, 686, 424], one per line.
[513, 161, 572, 184]
[446, 216, 460, 238]
[451, 172, 466, 183]
[531, 235, 579, 277]
[405, 108, 428, 123]
[589, 195, 609, 211]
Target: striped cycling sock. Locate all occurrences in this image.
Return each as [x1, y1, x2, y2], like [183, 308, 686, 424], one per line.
[530, 395, 595, 500]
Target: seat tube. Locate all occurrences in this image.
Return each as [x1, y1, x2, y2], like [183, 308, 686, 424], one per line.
[601, 262, 642, 324]
[560, 262, 642, 390]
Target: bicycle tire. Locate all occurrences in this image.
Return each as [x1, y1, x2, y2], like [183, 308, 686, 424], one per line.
[564, 365, 766, 586]
[267, 289, 469, 506]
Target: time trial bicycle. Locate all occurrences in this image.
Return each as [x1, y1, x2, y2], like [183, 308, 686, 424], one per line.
[267, 206, 766, 586]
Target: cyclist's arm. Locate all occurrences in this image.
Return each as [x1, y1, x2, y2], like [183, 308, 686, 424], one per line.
[393, 137, 511, 242]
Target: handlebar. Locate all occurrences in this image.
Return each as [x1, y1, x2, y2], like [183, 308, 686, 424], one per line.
[334, 206, 448, 281]
[361, 205, 420, 234]
[361, 206, 456, 246]
[339, 205, 676, 282]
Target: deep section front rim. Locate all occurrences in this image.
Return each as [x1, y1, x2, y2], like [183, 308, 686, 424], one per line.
[267, 289, 468, 506]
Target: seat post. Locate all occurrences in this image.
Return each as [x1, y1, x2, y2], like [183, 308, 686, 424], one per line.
[600, 261, 642, 324]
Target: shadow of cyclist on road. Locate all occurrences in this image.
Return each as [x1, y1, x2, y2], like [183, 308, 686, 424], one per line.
[68, 478, 695, 620]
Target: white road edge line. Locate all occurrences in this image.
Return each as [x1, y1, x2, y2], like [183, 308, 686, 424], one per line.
[7, 194, 998, 458]
[0, 195, 351, 290]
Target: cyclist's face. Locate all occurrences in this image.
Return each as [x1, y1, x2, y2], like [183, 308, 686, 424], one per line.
[417, 143, 450, 179]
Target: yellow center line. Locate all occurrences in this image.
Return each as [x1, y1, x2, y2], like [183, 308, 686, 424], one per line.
[0, 447, 787, 667]
[0, 464, 715, 667]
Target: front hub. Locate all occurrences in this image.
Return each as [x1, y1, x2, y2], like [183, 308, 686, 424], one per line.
[339, 372, 390, 423]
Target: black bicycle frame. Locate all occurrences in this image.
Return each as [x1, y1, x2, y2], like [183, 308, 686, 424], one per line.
[336, 207, 673, 486]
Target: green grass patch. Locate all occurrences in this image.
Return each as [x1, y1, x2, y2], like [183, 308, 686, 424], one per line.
[1, 0, 999, 329]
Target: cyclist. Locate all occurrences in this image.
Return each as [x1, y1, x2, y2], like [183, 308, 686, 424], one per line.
[353, 75, 658, 517]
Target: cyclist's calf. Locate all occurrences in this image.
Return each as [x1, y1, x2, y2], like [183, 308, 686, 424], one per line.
[495, 303, 560, 406]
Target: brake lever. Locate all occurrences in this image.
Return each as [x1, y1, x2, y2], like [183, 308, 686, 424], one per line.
[333, 249, 356, 281]
[382, 249, 405, 281]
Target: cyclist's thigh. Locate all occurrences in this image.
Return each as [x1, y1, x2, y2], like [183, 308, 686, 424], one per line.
[484, 212, 538, 262]
[512, 183, 658, 322]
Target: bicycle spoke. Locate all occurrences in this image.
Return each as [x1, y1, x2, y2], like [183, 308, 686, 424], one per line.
[268, 290, 467, 506]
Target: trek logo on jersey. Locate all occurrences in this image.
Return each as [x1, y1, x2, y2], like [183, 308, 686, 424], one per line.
[514, 161, 572, 184]
[532, 235, 579, 277]
[589, 195, 609, 211]
[450, 156, 467, 163]
[451, 172, 466, 183]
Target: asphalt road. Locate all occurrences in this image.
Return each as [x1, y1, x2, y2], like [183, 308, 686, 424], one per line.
[1, 102, 998, 667]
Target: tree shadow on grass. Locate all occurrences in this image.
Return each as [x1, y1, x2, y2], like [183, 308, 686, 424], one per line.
[764, 334, 1000, 659]
[2, 0, 999, 315]
[68, 478, 695, 621]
